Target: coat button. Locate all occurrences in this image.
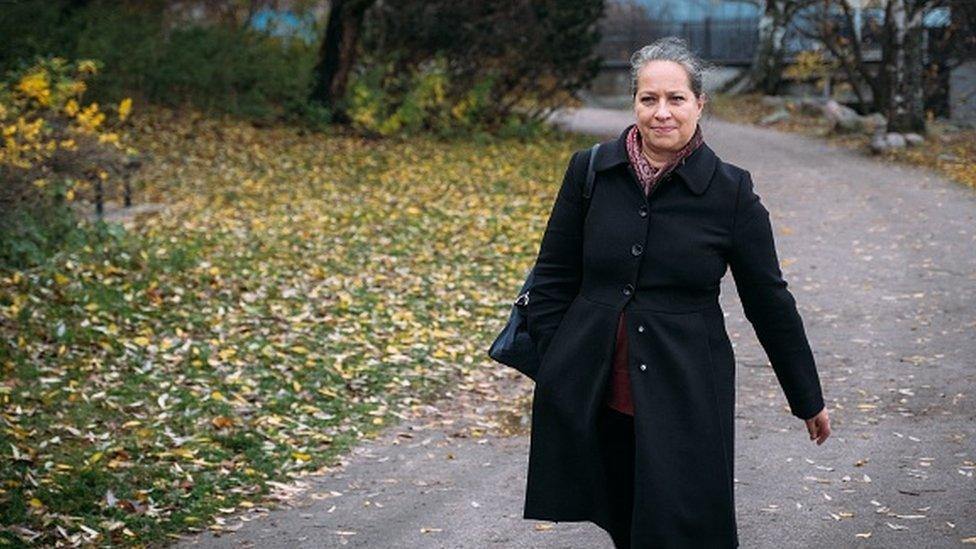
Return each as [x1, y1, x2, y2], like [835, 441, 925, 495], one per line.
[631, 243, 643, 256]
[622, 283, 634, 296]
[637, 324, 645, 333]
[638, 205, 648, 218]
[639, 363, 647, 371]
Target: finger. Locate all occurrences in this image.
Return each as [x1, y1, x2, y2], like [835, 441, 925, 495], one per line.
[816, 423, 831, 445]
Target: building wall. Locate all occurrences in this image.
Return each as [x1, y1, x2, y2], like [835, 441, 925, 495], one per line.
[950, 60, 976, 127]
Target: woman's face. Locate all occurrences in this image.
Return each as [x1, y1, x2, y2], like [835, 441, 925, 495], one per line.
[633, 60, 704, 154]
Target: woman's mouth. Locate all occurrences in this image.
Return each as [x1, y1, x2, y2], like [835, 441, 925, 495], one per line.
[651, 126, 678, 134]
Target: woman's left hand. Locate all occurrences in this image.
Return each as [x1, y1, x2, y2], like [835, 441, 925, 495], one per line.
[805, 407, 831, 445]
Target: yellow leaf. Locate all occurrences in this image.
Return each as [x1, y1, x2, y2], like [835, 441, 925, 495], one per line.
[133, 336, 150, 347]
[317, 386, 339, 398]
[292, 452, 311, 461]
[87, 451, 103, 465]
[171, 448, 195, 459]
[211, 391, 225, 401]
[29, 498, 44, 509]
[53, 273, 69, 285]
[290, 346, 309, 355]
[118, 98, 132, 121]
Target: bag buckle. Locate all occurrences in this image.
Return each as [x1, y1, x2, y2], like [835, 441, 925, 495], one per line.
[514, 291, 530, 307]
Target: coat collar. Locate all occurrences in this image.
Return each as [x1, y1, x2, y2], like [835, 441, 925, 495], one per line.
[593, 124, 717, 196]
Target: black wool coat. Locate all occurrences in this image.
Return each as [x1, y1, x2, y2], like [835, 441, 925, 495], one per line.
[523, 124, 825, 548]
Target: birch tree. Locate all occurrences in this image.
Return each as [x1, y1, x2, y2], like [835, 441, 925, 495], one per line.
[884, 0, 928, 132]
[802, 0, 946, 133]
[724, 0, 816, 94]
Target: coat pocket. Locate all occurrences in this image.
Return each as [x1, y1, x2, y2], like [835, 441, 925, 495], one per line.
[533, 294, 583, 385]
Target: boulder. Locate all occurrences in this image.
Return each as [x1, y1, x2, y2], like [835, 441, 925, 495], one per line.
[904, 133, 925, 146]
[870, 131, 912, 154]
[822, 100, 864, 133]
[760, 108, 791, 126]
[862, 113, 888, 134]
[870, 131, 890, 154]
[885, 132, 907, 149]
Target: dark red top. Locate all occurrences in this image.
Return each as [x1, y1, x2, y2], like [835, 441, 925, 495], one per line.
[605, 311, 634, 415]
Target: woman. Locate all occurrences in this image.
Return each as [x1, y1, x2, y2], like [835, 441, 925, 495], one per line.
[522, 37, 831, 548]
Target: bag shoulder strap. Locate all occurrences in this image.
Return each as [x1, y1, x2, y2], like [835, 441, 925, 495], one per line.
[582, 142, 600, 215]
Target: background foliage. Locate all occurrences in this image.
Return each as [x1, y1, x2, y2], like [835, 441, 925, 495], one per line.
[0, 56, 133, 268]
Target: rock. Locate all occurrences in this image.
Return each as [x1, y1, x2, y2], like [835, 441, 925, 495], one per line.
[885, 132, 907, 149]
[904, 133, 925, 146]
[862, 113, 887, 134]
[870, 132, 890, 154]
[760, 108, 791, 126]
[822, 100, 864, 133]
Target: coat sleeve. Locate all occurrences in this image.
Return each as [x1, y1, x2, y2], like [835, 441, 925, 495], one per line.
[728, 170, 825, 421]
[526, 150, 587, 360]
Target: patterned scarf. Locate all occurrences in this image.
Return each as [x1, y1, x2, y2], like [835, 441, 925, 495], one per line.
[625, 123, 704, 197]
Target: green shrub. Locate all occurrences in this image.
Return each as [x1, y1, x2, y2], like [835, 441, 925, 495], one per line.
[0, 56, 133, 269]
[1, 1, 320, 124]
[345, 55, 549, 138]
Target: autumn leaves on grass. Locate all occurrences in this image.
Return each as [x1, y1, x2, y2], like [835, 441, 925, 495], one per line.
[0, 109, 594, 546]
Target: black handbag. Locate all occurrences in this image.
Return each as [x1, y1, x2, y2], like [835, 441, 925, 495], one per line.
[487, 142, 601, 380]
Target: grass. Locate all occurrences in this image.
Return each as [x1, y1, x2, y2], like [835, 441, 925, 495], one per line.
[0, 107, 594, 547]
[708, 93, 976, 189]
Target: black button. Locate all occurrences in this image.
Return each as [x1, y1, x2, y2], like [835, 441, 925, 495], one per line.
[622, 284, 634, 296]
[639, 205, 648, 218]
[631, 244, 643, 256]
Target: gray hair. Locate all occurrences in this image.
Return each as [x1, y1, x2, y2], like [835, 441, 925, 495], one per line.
[630, 37, 706, 98]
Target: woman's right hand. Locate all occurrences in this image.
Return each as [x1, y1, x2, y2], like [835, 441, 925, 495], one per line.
[804, 407, 831, 445]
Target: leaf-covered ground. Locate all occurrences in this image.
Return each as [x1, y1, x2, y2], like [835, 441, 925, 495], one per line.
[0, 108, 594, 547]
[709, 94, 976, 190]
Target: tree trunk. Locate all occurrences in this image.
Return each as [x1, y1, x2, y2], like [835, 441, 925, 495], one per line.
[750, 2, 789, 95]
[310, 0, 373, 122]
[884, 0, 927, 133]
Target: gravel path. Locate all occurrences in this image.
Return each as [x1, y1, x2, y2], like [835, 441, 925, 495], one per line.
[175, 108, 976, 548]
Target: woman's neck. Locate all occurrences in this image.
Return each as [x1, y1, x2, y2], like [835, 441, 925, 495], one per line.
[640, 143, 676, 169]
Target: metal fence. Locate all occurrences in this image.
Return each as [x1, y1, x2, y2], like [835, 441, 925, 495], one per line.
[598, 17, 761, 67]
